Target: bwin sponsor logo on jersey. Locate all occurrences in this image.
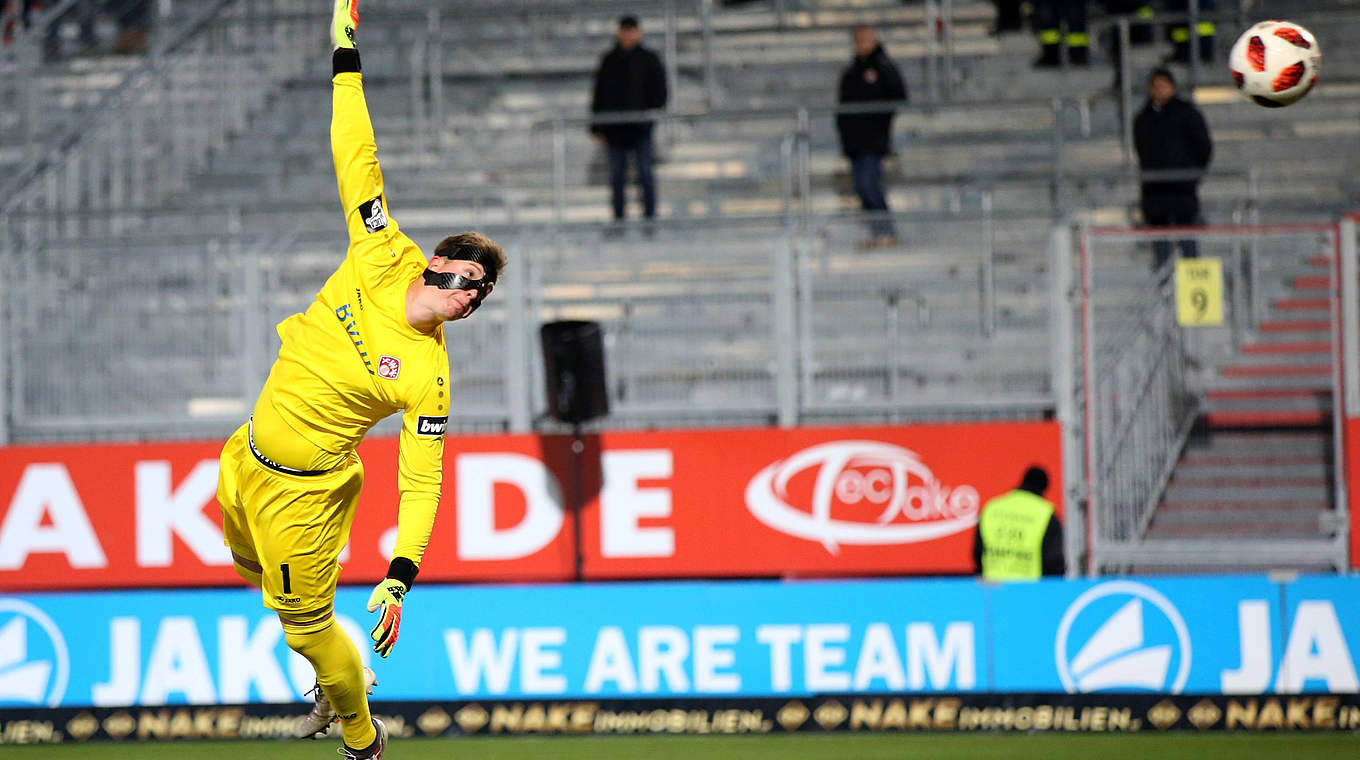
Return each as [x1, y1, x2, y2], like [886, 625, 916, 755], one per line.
[744, 440, 981, 554]
[417, 415, 448, 437]
[1055, 581, 1192, 693]
[0, 599, 70, 707]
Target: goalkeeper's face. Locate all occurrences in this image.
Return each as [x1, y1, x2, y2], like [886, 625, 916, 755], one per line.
[420, 256, 488, 322]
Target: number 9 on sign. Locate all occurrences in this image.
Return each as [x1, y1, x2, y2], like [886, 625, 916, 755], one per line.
[1175, 258, 1224, 327]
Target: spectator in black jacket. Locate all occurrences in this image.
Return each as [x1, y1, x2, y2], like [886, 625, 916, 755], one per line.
[1134, 68, 1213, 270]
[837, 26, 906, 246]
[591, 15, 668, 223]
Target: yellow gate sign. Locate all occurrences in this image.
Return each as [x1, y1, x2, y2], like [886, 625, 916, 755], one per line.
[1176, 257, 1223, 326]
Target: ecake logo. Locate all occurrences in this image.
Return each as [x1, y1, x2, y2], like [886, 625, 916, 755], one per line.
[1055, 581, 1191, 693]
[0, 599, 70, 707]
[744, 440, 980, 554]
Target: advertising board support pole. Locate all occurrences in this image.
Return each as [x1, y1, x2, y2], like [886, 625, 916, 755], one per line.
[1078, 225, 1098, 576]
[572, 423, 585, 581]
[1049, 220, 1082, 577]
[1339, 217, 1358, 569]
[0, 218, 9, 445]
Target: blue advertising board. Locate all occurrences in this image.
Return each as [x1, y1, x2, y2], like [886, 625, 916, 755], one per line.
[0, 575, 1355, 708]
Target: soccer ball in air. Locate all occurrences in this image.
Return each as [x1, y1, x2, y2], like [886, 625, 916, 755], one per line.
[1228, 20, 1321, 108]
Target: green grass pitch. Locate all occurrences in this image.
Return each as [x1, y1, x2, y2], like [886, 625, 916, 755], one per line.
[2, 733, 1357, 759]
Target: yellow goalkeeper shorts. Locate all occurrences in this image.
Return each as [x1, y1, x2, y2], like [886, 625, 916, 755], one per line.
[217, 423, 364, 631]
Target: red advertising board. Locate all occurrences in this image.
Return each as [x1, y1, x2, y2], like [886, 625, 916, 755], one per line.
[0, 421, 1061, 590]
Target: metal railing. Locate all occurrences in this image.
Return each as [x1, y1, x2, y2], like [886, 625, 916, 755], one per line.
[0, 210, 1052, 443]
[1081, 251, 1198, 555]
[1076, 221, 1348, 573]
[1, 0, 312, 239]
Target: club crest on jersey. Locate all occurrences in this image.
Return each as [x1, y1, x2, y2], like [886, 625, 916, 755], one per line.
[359, 195, 388, 233]
[377, 355, 401, 380]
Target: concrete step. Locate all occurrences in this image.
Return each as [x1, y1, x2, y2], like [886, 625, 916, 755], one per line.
[1198, 389, 1333, 427]
[1246, 329, 1333, 345]
[1179, 429, 1330, 455]
[1144, 521, 1334, 540]
[1258, 319, 1333, 333]
[1200, 409, 1331, 428]
[1200, 395, 1332, 415]
[1169, 464, 1329, 482]
[1239, 340, 1332, 355]
[1130, 560, 1340, 574]
[1204, 387, 1331, 401]
[1201, 374, 1332, 392]
[1274, 296, 1333, 311]
[1150, 508, 1330, 525]
[1290, 275, 1331, 290]
[1162, 483, 1330, 503]
[1220, 362, 1332, 379]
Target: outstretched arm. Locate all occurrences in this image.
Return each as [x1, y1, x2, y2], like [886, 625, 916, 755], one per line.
[330, 0, 396, 244]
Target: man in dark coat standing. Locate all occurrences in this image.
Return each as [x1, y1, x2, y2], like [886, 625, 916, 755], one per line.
[837, 25, 907, 245]
[591, 15, 668, 223]
[1134, 68, 1213, 270]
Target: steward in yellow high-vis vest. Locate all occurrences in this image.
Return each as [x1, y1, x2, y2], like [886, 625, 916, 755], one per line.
[973, 467, 1066, 580]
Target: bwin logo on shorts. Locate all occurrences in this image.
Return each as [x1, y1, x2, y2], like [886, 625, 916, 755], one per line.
[0, 599, 70, 707]
[1054, 581, 1192, 693]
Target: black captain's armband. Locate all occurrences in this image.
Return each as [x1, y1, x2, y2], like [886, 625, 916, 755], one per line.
[358, 196, 387, 233]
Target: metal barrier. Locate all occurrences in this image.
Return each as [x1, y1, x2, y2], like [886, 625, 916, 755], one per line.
[1081, 251, 1197, 555]
[0, 0, 313, 260]
[0, 212, 1053, 443]
[1077, 222, 1348, 572]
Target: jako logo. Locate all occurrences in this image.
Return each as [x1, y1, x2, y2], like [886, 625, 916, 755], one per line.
[0, 599, 70, 707]
[744, 440, 980, 554]
[1055, 581, 1191, 693]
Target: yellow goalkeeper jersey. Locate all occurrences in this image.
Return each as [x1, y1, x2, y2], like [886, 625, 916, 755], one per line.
[248, 70, 447, 567]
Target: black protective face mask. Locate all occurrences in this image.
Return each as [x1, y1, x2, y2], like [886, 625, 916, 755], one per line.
[422, 268, 495, 315]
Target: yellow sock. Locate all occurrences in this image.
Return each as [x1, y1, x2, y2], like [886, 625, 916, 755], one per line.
[284, 621, 376, 750]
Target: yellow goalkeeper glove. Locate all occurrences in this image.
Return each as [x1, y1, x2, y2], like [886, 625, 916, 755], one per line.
[332, 0, 358, 51]
[366, 578, 406, 658]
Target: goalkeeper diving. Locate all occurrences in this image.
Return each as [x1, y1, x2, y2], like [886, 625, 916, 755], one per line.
[214, 2, 507, 757]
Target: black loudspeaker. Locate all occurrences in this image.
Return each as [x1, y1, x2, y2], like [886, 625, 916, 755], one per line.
[540, 320, 609, 424]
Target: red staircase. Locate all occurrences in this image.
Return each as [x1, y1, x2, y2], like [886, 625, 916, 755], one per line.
[1143, 243, 1343, 569]
[1201, 251, 1335, 428]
